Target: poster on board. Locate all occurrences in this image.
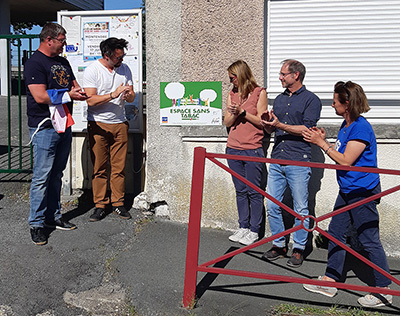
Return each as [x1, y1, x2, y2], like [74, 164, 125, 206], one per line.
[160, 81, 222, 126]
[83, 21, 109, 61]
[58, 9, 143, 133]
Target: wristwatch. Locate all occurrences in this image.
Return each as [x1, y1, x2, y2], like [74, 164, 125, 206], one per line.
[239, 110, 246, 118]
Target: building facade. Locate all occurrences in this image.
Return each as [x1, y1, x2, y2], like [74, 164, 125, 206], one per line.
[146, 0, 400, 256]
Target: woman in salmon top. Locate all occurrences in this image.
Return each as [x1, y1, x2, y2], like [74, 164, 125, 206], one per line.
[224, 60, 268, 246]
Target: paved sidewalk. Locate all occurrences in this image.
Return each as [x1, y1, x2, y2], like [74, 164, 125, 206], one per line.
[0, 183, 400, 315]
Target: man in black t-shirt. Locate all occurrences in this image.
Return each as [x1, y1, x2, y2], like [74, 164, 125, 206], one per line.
[24, 22, 88, 245]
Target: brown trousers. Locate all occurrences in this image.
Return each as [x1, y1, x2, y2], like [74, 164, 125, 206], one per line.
[88, 121, 129, 208]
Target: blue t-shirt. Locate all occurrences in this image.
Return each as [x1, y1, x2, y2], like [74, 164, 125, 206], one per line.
[271, 85, 322, 161]
[24, 50, 75, 128]
[336, 116, 380, 193]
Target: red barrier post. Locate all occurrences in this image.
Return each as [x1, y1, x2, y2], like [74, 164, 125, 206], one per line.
[183, 146, 207, 308]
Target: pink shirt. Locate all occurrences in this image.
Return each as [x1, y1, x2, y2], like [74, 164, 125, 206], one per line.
[226, 86, 265, 150]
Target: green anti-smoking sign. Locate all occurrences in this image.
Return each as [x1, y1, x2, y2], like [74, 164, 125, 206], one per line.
[160, 81, 222, 125]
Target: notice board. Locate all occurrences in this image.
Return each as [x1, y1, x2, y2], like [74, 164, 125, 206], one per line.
[58, 10, 143, 133]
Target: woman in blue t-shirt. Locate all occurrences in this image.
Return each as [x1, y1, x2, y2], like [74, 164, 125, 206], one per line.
[301, 81, 392, 308]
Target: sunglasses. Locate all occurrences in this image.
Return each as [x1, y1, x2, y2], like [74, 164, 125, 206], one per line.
[112, 53, 126, 61]
[229, 75, 236, 82]
[340, 81, 350, 98]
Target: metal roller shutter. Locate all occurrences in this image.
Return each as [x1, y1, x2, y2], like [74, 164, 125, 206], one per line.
[266, 0, 400, 123]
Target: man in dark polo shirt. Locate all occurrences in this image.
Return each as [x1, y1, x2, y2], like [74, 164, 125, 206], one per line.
[24, 22, 88, 245]
[261, 59, 322, 267]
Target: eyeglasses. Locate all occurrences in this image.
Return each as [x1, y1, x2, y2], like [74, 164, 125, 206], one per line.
[112, 53, 126, 61]
[51, 37, 67, 44]
[279, 72, 292, 78]
[229, 75, 236, 82]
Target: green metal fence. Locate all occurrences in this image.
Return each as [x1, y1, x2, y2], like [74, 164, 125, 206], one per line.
[0, 34, 39, 174]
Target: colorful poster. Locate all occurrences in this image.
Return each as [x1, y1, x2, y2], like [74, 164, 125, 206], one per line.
[83, 21, 109, 61]
[160, 81, 222, 125]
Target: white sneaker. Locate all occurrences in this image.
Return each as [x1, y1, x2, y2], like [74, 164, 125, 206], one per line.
[228, 228, 250, 242]
[239, 231, 259, 245]
[303, 276, 338, 297]
[358, 293, 393, 307]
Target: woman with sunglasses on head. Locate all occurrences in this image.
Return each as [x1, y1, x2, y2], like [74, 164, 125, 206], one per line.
[224, 60, 268, 246]
[302, 81, 392, 307]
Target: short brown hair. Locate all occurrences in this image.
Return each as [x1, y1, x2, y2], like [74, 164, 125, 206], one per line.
[39, 23, 66, 42]
[282, 59, 306, 83]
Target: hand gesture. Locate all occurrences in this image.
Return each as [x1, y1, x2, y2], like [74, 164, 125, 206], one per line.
[122, 85, 134, 101]
[261, 109, 279, 128]
[227, 101, 241, 116]
[113, 83, 131, 98]
[69, 85, 89, 101]
[302, 127, 326, 145]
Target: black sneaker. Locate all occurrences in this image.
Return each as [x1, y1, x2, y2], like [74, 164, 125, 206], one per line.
[287, 248, 304, 268]
[113, 206, 131, 220]
[44, 218, 77, 231]
[262, 246, 287, 261]
[89, 208, 107, 222]
[30, 227, 47, 245]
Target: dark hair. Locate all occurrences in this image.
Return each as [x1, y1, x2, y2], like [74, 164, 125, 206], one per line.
[100, 37, 129, 58]
[39, 23, 66, 42]
[282, 59, 306, 83]
[227, 60, 258, 99]
[334, 81, 370, 121]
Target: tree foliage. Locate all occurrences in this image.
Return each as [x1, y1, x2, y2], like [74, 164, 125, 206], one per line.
[11, 22, 37, 35]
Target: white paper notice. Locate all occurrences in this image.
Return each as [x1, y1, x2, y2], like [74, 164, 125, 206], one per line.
[110, 15, 139, 55]
[62, 15, 82, 55]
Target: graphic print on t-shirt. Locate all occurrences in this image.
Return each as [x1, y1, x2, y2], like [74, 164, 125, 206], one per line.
[51, 64, 70, 87]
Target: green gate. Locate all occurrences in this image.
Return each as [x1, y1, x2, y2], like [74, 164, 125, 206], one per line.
[0, 34, 39, 176]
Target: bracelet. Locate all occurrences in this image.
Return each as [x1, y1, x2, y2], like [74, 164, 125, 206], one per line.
[110, 92, 115, 99]
[325, 144, 333, 154]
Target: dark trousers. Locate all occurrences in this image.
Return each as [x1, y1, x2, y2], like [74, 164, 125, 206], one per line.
[326, 183, 391, 287]
[226, 147, 266, 234]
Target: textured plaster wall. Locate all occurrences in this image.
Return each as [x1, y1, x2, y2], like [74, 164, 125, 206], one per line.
[181, 0, 265, 98]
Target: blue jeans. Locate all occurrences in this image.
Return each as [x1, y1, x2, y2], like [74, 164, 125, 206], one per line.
[266, 163, 311, 250]
[29, 127, 72, 228]
[226, 147, 266, 234]
[326, 184, 391, 287]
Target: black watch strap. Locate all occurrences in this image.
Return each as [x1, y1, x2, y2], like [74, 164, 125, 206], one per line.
[239, 110, 246, 117]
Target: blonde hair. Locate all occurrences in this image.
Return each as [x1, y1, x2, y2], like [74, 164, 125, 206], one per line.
[227, 60, 258, 99]
[334, 81, 370, 121]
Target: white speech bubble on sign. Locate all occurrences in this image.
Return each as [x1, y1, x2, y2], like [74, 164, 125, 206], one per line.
[200, 89, 217, 106]
[165, 82, 185, 100]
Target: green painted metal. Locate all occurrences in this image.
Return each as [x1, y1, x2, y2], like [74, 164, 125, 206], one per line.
[0, 34, 39, 174]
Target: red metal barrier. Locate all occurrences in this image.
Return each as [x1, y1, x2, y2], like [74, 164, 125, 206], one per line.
[183, 146, 400, 308]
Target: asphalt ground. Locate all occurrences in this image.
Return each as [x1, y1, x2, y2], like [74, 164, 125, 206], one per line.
[0, 180, 400, 316]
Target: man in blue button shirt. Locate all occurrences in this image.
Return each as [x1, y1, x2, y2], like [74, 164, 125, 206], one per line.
[261, 59, 322, 267]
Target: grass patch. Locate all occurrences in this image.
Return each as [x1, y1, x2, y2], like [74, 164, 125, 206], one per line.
[271, 304, 383, 316]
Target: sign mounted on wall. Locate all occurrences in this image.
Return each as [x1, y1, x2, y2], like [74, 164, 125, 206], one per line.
[160, 81, 222, 126]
